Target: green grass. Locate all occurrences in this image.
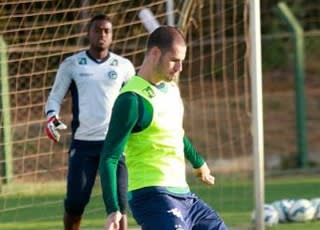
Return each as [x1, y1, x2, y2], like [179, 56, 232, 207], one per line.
[0, 174, 319, 230]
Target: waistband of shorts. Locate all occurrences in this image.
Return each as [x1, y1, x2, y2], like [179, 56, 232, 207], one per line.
[128, 186, 190, 200]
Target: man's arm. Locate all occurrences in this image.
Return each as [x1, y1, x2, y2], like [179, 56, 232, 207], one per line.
[45, 58, 72, 117]
[183, 135, 205, 168]
[44, 58, 72, 142]
[183, 136, 215, 185]
[99, 92, 140, 214]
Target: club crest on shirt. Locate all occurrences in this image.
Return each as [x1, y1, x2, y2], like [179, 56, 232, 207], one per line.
[107, 70, 118, 79]
[110, 59, 118, 66]
[78, 57, 87, 65]
[142, 86, 155, 98]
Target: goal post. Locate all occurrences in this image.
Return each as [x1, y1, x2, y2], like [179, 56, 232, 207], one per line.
[0, 36, 13, 185]
[249, 0, 265, 229]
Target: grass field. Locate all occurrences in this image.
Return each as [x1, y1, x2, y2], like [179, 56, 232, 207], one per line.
[0, 174, 319, 230]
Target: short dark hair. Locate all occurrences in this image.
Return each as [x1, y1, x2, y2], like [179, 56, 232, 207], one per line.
[147, 26, 186, 52]
[88, 14, 112, 31]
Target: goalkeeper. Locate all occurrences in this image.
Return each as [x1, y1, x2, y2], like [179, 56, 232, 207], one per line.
[45, 14, 135, 230]
[99, 26, 228, 230]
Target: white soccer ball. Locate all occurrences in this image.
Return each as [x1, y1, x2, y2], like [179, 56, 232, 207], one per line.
[272, 199, 295, 222]
[310, 198, 320, 219]
[288, 199, 316, 222]
[251, 204, 279, 226]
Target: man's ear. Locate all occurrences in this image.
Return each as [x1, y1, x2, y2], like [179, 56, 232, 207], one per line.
[150, 46, 161, 60]
[149, 46, 161, 65]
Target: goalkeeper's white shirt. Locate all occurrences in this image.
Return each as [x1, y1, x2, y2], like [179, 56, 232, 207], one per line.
[45, 50, 135, 141]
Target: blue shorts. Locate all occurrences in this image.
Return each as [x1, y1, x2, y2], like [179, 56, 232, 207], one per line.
[64, 140, 128, 216]
[129, 186, 228, 230]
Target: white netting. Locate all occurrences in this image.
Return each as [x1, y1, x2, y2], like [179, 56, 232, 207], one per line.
[0, 0, 251, 228]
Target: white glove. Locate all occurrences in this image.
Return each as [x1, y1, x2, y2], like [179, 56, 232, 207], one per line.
[45, 115, 67, 143]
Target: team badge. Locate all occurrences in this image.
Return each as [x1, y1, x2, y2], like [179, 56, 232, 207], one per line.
[142, 86, 155, 98]
[107, 70, 118, 79]
[78, 57, 87, 65]
[110, 59, 118, 66]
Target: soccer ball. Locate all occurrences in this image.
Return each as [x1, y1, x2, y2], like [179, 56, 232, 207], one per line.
[272, 199, 295, 222]
[251, 204, 279, 226]
[310, 198, 320, 219]
[288, 199, 316, 222]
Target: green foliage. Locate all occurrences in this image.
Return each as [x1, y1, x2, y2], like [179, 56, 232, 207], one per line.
[262, 37, 292, 72]
[261, 0, 320, 73]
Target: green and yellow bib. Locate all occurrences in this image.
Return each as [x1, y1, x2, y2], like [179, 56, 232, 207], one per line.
[120, 76, 188, 191]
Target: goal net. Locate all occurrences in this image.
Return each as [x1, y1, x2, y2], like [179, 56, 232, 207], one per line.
[0, 0, 251, 228]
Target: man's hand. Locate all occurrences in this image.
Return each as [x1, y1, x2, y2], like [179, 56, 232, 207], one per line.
[104, 211, 123, 230]
[193, 162, 215, 185]
[45, 115, 67, 143]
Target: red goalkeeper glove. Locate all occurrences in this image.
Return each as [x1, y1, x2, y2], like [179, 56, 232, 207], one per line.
[45, 115, 67, 143]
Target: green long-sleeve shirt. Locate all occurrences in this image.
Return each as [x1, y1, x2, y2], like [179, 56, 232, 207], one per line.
[99, 90, 205, 214]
